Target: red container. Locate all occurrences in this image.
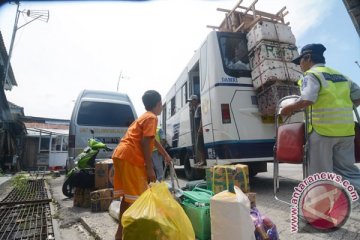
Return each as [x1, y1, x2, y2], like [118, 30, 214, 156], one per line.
[276, 122, 304, 163]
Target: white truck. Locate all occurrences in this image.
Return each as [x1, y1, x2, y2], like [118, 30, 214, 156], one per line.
[160, 2, 300, 180]
[161, 31, 276, 180]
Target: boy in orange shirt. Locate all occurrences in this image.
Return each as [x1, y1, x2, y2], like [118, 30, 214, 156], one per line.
[112, 90, 171, 240]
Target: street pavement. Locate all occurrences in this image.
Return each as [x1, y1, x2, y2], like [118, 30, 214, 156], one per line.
[251, 163, 360, 240]
[43, 163, 360, 239]
[0, 175, 11, 188]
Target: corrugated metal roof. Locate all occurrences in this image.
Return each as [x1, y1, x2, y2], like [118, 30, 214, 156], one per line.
[24, 122, 69, 130]
[22, 116, 70, 125]
[26, 127, 68, 137]
[343, 0, 360, 37]
[8, 101, 24, 116]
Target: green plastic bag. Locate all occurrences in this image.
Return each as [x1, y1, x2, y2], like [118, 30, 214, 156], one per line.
[122, 182, 195, 240]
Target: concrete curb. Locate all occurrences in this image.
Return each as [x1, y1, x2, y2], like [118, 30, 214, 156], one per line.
[80, 217, 102, 240]
[0, 176, 12, 188]
[79, 212, 118, 240]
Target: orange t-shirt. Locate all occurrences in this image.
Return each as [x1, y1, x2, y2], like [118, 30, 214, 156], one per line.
[112, 111, 158, 167]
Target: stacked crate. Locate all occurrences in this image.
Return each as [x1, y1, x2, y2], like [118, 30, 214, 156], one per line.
[247, 21, 302, 116]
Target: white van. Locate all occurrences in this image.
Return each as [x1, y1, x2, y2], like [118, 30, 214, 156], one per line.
[66, 89, 137, 170]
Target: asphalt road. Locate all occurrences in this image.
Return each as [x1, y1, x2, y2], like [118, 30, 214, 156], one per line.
[250, 163, 360, 240]
[43, 163, 360, 239]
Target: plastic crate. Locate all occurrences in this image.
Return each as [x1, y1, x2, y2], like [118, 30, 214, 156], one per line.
[184, 180, 208, 191]
[181, 188, 213, 240]
[257, 83, 300, 116]
[251, 60, 301, 90]
[249, 40, 299, 70]
[247, 20, 296, 51]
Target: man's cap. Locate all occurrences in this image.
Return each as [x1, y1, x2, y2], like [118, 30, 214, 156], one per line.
[292, 43, 326, 65]
[189, 94, 199, 101]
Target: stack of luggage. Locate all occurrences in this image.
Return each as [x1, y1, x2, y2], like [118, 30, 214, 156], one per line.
[247, 21, 302, 116]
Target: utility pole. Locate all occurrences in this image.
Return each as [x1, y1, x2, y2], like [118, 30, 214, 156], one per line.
[3, 1, 49, 90]
[116, 70, 129, 92]
[3, 1, 20, 89]
[116, 71, 123, 92]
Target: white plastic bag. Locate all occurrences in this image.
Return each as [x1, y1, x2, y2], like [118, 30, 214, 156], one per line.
[210, 186, 255, 240]
[108, 199, 121, 221]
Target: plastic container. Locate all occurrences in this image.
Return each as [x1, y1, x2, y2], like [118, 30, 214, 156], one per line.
[256, 83, 300, 116]
[276, 122, 305, 163]
[109, 199, 121, 221]
[181, 188, 213, 240]
[251, 60, 301, 90]
[210, 186, 255, 240]
[248, 41, 299, 70]
[184, 180, 208, 191]
[247, 21, 296, 51]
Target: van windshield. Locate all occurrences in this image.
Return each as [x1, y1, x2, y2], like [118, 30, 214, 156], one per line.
[77, 101, 135, 127]
[218, 32, 251, 78]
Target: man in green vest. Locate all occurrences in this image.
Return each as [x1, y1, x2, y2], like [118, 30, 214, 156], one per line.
[152, 127, 167, 181]
[281, 43, 360, 193]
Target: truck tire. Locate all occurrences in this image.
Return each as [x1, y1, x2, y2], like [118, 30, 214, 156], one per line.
[183, 152, 204, 180]
[249, 168, 258, 178]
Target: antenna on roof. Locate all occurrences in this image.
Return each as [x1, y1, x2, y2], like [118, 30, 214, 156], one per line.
[3, 1, 49, 90]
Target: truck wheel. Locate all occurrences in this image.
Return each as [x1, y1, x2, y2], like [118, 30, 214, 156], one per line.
[249, 169, 258, 178]
[247, 162, 267, 178]
[183, 153, 204, 180]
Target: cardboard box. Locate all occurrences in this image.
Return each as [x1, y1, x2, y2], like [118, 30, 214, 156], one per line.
[91, 188, 114, 212]
[95, 159, 114, 190]
[73, 187, 91, 208]
[246, 192, 257, 208]
[206, 164, 250, 194]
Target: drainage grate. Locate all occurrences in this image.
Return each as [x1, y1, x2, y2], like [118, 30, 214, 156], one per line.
[0, 179, 51, 206]
[0, 203, 55, 240]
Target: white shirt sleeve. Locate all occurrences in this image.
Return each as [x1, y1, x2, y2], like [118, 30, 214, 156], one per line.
[350, 80, 360, 100]
[299, 73, 320, 103]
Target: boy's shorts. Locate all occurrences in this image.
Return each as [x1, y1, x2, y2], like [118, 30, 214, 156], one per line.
[113, 157, 148, 203]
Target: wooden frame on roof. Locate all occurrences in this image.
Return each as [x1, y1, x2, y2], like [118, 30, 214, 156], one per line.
[207, 0, 289, 33]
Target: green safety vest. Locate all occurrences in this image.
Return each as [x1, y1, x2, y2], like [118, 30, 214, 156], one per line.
[153, 128, 161, 152]
[298, 66, 354, 136]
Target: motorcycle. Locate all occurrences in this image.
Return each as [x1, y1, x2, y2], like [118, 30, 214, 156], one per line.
[62, 132, 113, 198]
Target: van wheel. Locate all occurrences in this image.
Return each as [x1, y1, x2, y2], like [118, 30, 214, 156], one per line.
[183, 152, 204, 180]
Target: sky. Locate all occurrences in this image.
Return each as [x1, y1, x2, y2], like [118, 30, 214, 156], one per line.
[0, 0, 359, 120]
